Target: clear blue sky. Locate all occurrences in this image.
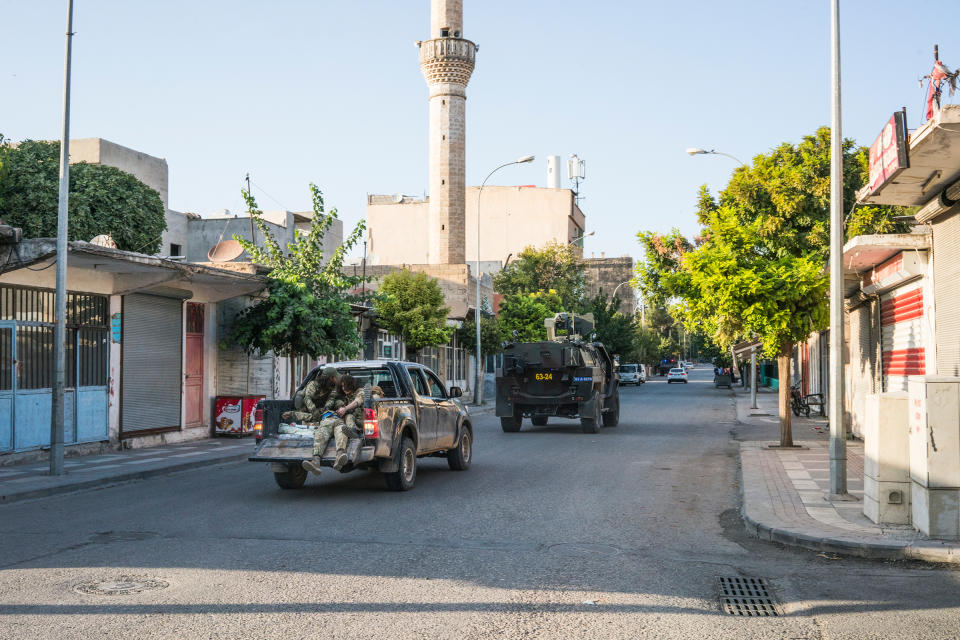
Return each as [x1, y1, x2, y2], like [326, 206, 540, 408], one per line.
[2, 1, 955, 260]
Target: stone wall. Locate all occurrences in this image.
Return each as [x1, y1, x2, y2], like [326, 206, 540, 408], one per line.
[583, 256, 636, 316]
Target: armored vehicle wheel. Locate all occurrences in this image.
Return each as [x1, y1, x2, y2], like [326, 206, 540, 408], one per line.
[581, 400, 600, 434]
[385, 436, 417, 491]
[531, 416, 548, 426]
[500, 408, 523, 432]
[602, 394, 620, 427]
[274, 464, 307, 489]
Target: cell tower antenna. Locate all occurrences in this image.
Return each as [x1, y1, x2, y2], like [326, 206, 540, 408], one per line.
[567, 153, 586, 205]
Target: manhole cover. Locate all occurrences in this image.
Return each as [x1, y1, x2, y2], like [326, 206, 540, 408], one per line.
[75, 575, 169, 596]
[717, 576, 779, 616]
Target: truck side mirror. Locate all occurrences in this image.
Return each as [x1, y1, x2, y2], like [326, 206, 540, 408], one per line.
[448, 386, 463, 398]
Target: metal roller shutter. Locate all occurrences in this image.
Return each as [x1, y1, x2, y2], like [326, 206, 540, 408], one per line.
[122, 294, 183, 433]
[934, 209, 960, 376]
[880, 286, 925, 392]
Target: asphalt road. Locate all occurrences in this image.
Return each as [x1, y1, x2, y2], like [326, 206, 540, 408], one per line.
[2, 368, 960, 639]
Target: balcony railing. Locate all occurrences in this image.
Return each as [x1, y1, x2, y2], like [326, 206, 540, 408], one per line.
[418, 37, 476, 86]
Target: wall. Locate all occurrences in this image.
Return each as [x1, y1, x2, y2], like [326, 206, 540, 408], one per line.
[583, 256, 636, 315]
[187, 211, 343, 263]
[358, 263, 493, 320]
[162, 210, 193, 257]
[70, 138, 169, 210]
[365, 187, 585, 267]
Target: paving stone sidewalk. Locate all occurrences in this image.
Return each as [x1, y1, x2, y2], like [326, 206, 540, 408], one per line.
[0, 438, 255, 505]
[734, 386, 960, 563]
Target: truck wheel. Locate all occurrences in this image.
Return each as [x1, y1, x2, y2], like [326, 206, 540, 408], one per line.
[273, 464, 307, 490]
[384, 436, 417, 491]
[447, 428, 472, 471]
[581, 401, 600, 434]
[500, 409, 523, 433]
[531, 416, 548, 426]
[602, 395, 620, 427]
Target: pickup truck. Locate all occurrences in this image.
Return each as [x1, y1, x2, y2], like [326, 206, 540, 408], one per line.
[249, 360, 473, 491]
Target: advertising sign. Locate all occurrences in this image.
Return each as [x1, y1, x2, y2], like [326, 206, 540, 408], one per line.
[868, 112, 909, 194]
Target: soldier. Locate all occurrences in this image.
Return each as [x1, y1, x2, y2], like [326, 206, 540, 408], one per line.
[282, 367, 339, 424]
[332, 374, 366, 470]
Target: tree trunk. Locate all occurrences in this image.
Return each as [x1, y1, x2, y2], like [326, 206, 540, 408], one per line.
[777, 342, 793, 447]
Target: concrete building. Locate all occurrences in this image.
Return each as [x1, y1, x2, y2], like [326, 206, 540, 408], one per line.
[367, 185, 586, 272]
[0, 239, 270, 464]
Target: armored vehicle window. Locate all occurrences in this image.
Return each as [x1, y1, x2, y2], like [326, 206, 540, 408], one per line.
[423, 370, 447, 398]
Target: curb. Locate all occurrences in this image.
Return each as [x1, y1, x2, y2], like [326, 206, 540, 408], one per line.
[736, 447, 960, 565]
[0, 451, 250, 506]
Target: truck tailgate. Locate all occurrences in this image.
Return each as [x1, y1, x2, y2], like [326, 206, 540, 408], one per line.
[249, 436, 313, 462]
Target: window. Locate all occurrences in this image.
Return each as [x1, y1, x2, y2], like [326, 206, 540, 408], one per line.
[409, 368, 429, 396]
[424, 370, 446, 398]
[170, 243, 182, 257]
[186, 303, 204, 334]
[440, 28, 449, 37]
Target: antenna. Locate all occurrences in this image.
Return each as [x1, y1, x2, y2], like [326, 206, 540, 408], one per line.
[567, 154, 586, 205]
[207, 239, 244, 262]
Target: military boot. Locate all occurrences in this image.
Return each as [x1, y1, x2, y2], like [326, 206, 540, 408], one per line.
[301, 455, 323, 475]
[333, 449, 348, 471]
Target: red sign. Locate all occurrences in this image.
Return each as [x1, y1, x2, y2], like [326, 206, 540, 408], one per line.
[868, 112, 909, 194]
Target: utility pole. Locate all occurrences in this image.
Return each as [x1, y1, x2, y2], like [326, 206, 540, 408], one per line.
[50, 0, 75, 477]
[750, 348, 758, 410]
[245, 173, 255, 245]
[828, 0, 848, 498]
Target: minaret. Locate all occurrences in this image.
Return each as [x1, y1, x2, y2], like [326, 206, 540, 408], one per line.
[418, 0, 476, 264]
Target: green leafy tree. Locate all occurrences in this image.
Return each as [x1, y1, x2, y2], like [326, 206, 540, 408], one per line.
[498, 290, 563, 342]
[636, 228, 695, 307]
[373, 269, 452, 356]
[229, 185, 365, 395]
[0, 139, 166, 253]
[456, 316, 502, 357]
[493, 241, 586, 311]
[589, 291, 636, 361]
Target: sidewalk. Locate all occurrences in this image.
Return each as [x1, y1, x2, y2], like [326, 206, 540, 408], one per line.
[0, 438, 254, 505]
[734, 385, 960, 564]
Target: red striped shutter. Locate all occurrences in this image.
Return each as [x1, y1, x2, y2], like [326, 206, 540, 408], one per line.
[880, 287, 925, 391]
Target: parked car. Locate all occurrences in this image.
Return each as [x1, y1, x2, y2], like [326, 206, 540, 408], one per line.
[666, 368, 688, 384]
[249, 360, 473, 491]
[617, 363, 645, 385]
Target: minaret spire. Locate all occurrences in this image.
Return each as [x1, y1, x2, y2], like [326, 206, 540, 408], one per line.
[418, 0, 476, 264]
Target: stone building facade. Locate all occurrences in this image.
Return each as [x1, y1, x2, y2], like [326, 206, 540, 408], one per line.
[583, 256, 636, 316]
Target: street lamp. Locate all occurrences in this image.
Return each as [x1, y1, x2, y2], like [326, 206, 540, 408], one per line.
[474, 154, 535, 406]
[568, 230, 594, 247]
[685, 147, 747, 167]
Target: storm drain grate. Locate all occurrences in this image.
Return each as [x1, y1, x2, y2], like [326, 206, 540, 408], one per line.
[717, 576, 779, 616]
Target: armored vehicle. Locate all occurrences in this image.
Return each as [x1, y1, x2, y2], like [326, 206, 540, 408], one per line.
[495, 313, 620, 434]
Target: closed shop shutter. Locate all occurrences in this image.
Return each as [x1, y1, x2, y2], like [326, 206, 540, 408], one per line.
[122, 294, 183, 433]
[880, 286, 925, 392]
[934, 209, 960, 376]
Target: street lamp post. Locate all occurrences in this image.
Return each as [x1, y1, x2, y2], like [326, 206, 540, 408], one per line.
[474, 155, 534, 406]
[685, 147, 747, 167]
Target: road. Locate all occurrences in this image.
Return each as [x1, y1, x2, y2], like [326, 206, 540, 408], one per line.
[1, 368, 959, 639]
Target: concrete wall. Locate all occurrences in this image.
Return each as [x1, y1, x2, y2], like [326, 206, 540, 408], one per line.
[186, 210, 343, 264]
[162, 210, 194, 257]
[70, 138, 169, 210]
[583, 256, 636, 315]
[366, 187, 585, 267]
[358, 263, 493, 320]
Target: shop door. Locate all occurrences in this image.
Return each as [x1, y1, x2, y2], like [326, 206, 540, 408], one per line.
[184, 303, 204, 427]
[881, 286, 925, 392]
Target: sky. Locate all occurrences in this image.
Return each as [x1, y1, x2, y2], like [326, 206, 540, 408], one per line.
[2, 1, 957, 262]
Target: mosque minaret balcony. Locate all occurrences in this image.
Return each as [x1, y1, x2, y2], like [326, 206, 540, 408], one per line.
[418, 37, 477, 87]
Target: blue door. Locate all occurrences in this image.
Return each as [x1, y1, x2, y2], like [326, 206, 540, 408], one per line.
[0, 322, 13, 452]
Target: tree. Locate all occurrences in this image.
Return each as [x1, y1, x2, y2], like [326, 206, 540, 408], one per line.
[638, 127, 905, 446]
[636, 228, 695, 307]
[497, 290, 563, 342]
[589, 292, 636, 361]
[0, 139, 167, 253]
[229, 185, 365, 395]
[456, 316, 502, 357]
[493, 241, 586, 311]
[373, 269, 452, 356]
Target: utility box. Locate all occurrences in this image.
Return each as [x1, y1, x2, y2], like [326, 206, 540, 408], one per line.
[863, 393, 911, 525]
[908, 377, 960, 539]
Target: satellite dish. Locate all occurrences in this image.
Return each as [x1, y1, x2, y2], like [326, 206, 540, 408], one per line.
[392, 193, 404, 204]
[207, 239, 244, 262]
[90, 234, 117, 248]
